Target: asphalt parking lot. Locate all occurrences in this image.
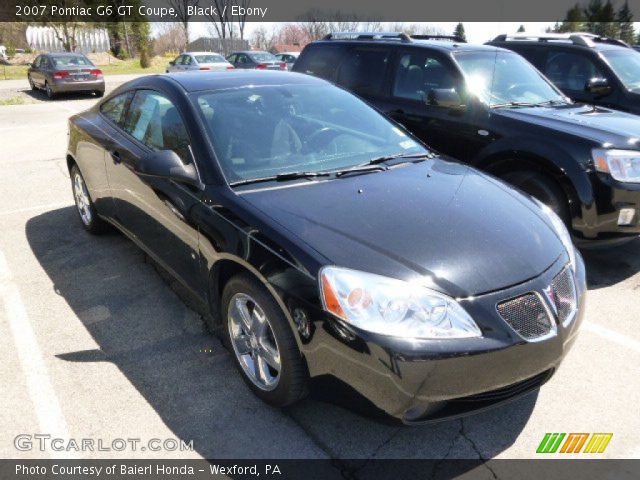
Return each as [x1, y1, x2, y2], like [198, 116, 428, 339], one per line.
[0, 74, 639, 467]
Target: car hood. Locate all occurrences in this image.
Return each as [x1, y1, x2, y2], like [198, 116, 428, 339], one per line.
[493, 104, 640, 148]
[238, 160, 565, 298]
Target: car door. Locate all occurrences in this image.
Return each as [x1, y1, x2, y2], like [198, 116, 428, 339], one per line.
[183, 54, 195, 71]
[236, 53, 252, 69]
[104, 89, 202, 294]
[540, 48, 618, 107]
[335, 45, 393, 106]
[226, 54, 237, 67]
[32, 56, 47, 87]
[380, 49, 478, 160]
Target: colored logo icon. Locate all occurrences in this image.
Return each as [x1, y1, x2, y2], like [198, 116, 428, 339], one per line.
[536, 433, 613, 454]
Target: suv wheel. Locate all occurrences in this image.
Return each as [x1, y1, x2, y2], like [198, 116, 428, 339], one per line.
[502, 170, 570, 223]
[28, 76, 36, 90]
[221, 274, 307, 407]
[70, 164, 108, 234]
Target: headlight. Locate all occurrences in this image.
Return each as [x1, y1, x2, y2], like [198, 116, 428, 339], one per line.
[593, 149, 640, 183]
[319, 267, 481, 339]
[533, 199, 576, 273]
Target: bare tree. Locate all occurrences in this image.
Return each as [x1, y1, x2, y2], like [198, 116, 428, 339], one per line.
[234, 0, 251, 40]
[45, 22, 84, 52]
[167, 0, 198, 49]
[207, 0, 233, 40]
[154, 23, 188, 55]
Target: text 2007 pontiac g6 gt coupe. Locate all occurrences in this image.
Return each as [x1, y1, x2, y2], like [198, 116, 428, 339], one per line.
[67, 71, 585, 423]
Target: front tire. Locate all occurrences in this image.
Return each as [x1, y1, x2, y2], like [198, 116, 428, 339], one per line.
[502, 170, 570, 223]
[70, 164, 108, 234]
[28, 75, 36, 90]
[221, 274, 307, 407]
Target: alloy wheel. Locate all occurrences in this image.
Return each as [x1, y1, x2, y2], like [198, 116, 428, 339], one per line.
[227, 293, 281, 391]
[73, 172, 93, 226]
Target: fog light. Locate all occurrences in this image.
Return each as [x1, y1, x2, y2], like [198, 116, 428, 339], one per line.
[618, 208, 636, 226]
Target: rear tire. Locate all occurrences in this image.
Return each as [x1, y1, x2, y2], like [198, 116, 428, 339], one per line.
[221, 274, 307, 407]
[70, 164, 109, 234]
[501, 170, 570, 224]
[45, 82, 56, 99]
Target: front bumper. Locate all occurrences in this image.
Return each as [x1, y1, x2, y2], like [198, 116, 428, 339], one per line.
[52, 78, 105, 93]
[575, 172, 640, 243]
[299, 253, 586, 423]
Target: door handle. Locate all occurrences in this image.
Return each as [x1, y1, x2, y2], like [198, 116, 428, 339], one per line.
[110, 150, 121, 164]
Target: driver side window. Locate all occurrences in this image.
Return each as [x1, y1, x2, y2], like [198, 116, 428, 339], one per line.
[393, 53, 457, 101]
[543, 52, 604, 92]
[123, 90, 191, 164]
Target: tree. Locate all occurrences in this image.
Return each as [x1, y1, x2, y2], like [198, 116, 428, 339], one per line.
[167, 0, 198, 50]
[583, 0, 618, 37]
[131, 21, 151, 68]
[453, 23, 466, 42]
[517, 25, 526, 33]
[617, 1, 635, 44]
[555, 3, 585, 32]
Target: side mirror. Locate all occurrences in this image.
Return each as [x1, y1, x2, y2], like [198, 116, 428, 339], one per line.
[585, 77, 612, 96]
[135, 150, 200, 187]
[427, 88, 464, 109]
[27, 62, 33, 68]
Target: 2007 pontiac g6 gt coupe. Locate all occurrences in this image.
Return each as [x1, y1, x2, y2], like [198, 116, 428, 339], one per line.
[66, 71, 586, 423]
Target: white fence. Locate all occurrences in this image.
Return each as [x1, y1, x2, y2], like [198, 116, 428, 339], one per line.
[26, 26, 110, 53]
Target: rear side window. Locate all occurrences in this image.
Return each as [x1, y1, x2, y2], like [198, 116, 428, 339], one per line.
[100, 92, 131, 126]
[543, 51, 605, 91]
[123, 90, 191, 163]
[393, 52, 457, 101]
[337, 47, 391, 97]
[294, 46, 346, 80]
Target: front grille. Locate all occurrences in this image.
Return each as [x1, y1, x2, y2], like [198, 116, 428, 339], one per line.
[550, 267, 577, 326]
[497, 293, 553, 340]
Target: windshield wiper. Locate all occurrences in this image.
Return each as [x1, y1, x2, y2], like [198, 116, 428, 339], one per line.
[491, 101, 536, 109]
[230, 171, 331, 187]
[532, 99, 570, 107]
[365, 152, 435, 166]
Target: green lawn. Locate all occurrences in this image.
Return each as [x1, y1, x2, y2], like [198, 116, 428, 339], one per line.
[0, 96, 25, 105]
[1, 58, 166, 81]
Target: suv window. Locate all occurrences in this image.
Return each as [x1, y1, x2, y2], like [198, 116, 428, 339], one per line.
[184, 55, 193, 65]
[393, 52, 456, 101]
[337, 47, 391, 97]
[123, 90, 191, 163]
[294, 46, 346, 80]
[100, 92, 131, 126]
[543, 51, 605, 92]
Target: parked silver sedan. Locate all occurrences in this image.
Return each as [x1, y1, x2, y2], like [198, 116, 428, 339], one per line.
[166, 52, 234, 73]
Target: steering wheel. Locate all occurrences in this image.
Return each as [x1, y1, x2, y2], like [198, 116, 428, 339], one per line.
[302, 127, 341, 153]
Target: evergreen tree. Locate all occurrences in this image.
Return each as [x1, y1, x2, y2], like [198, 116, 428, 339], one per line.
[517, 25, 526, 32]
[560, 3, 586, 32]
[617, 1, 635, 44]
[453, 23, 466, 42]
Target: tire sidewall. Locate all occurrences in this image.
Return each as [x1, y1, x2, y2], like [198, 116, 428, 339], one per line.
[70, 165, 103, 234]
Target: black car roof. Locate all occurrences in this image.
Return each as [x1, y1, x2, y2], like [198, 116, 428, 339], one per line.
[131, 70, 329, 93]
[46, 52, 87, 57]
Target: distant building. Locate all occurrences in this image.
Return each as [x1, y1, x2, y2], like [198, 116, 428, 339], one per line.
[25, 26, 110, 53]
[187, 37, 249, 55]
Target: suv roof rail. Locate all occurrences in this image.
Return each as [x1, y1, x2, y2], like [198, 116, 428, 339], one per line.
[411, 34, 466, 43]
[492, 32, 629, 48]
[322, 32, 412, 43]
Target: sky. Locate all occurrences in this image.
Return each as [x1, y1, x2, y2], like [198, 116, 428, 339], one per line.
[186, 22, 560, 45]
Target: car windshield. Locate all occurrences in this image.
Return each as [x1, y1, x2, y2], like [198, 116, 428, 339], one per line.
[195, 54, 226, 64]
[601, 49, 640, 91]
[51, 55, 93, 67]
[250, 52, 277, 62]
[454, 50, 565, 107]
[193, 84, 428, 184]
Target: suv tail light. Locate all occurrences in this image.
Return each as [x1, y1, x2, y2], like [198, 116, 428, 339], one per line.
[256, 63, 267, 69]
[53, 70, 69, 79]
[90, 69, 103, 77]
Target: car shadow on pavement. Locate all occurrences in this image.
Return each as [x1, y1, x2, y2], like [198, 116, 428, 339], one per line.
[581, 237, 640, 289]
[22, 88, 100, 102]
[26, 206, 536, 462]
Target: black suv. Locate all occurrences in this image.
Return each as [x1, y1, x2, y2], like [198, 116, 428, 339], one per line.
[488, 33, 640, 115]
[293, 32, 640, 245]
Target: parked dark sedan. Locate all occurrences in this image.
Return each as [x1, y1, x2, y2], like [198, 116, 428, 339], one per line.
[28, 52, 105, 99]
[226, 51, 287, 70]
[66, 71, 585, 423]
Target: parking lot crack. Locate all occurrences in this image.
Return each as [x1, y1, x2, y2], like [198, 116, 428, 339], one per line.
[458, 419, 499, 480]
